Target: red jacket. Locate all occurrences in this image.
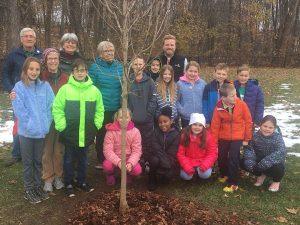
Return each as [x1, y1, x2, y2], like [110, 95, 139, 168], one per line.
[177, 131, 218, 175]
[40, 70, 69, 95]
[210, 98, 252, 141]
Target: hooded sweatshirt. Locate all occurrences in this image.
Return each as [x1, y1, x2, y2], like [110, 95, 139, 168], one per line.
[128, 73, 156, 124]
[176, 74, 206, 120]
[103, 121, 142, 167]
[52, 75, 104, 147]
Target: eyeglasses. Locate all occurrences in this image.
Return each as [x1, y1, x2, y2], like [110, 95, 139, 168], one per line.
[74, 69, 87, 73]
[47, 57, 59, 62]
[21, 35, 35, 39]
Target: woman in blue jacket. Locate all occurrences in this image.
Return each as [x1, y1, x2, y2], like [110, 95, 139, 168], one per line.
[12, 57, 54, 204]
[88, 41, 123, 169]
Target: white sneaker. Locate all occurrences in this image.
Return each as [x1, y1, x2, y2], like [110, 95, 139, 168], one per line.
[53, 177, 64, 190]
[43, 182, 53, 192]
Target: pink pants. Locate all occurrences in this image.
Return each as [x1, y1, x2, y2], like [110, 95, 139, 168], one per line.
[103, 160, 142, 176]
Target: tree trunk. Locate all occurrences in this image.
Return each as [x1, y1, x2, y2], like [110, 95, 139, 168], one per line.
[44, 0, 54, 46]
[119, 0, 129, 215]
[7, 0, 21, 50]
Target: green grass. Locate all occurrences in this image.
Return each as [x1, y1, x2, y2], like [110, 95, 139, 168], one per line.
[0, 67, 300, 224]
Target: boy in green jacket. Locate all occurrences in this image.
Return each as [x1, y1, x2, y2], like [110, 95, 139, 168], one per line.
[52, 59, 104, 197]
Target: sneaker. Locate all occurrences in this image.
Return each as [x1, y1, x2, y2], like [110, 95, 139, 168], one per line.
[76, 183, 94, 193]
[223, 185, 239, 193]
[106, 175, 116, 186]
[254, 175, 266, 187]
[268, 182, 280, 192]
[4, 158, 21, 167]
[53, 177, 64, 190]
[218, 176, 228, 183]
[94, 164, 103, 170]
[43, 181, 53, 192]
[65, 184, 75, 197]
[35, 187, 49, 200]
[24, 189, 41, 204]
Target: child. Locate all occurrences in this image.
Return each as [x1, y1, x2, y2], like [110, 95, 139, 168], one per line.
[234, 64, 264, 126]
[155, 65, 178, 122]
[12, 57, 54, 204]
[52, 59, 104, 197]
[177, 113, 217, 181]
[103, 108, 142, 186]
[147, 57, 162, 81]
[40, 48, 69, 192]
[243, 115, 286, 192]
[177, 61, 206, 128]
[128, 56, 156, 170]
[202, 63, 230, 126]
[148, 106, 180, 191]
[211, 83, 252, 192]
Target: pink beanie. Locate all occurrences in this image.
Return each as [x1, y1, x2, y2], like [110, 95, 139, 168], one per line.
[42, 48, 59, 65]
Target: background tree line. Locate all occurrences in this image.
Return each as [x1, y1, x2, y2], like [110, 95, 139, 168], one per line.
[0, 0, 299, 67]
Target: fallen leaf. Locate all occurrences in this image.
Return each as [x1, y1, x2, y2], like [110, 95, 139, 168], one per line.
[8, 180, 17, 184]
[224, 194, 229, 198]
[285, 208, 298, 215]
[275, 216, 288, 223]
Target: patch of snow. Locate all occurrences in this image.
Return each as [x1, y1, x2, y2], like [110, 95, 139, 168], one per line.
[0, 120, 13, 146]
[280, 83, 291, 90]
[287, 152, 300, 157]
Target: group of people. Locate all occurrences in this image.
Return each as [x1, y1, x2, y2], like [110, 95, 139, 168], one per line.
[2, 28, 286, 205]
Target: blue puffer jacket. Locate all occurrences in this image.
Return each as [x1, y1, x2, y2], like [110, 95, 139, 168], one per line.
[234, 79, 264, 125]
[243, 131, 286, 172]
[89, 57, 123, 112]
[2, 46, 42, 92]
[176, 75, 206, 120]
[12, 79, 54, 138]
[202, 79, 230, 124]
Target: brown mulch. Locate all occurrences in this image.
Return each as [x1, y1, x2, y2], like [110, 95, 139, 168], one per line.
[67, 190, 245, 225]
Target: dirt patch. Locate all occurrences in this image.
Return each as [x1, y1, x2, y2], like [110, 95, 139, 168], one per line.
[67, 190, 244, 225]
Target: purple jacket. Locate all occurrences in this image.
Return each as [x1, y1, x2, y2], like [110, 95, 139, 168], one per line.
[234, 79, 264, 125]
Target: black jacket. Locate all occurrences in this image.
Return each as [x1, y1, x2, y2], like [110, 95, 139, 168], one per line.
[160, 52, 186, 82]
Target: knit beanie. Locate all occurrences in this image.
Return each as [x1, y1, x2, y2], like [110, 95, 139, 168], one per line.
[189, 113, 206, 126]
[160, 106, 172, 119]
[42, 48, 59, 65]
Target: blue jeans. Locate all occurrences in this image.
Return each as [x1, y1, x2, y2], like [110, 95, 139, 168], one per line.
[12, 134, 21, 159]
[64, 145, 88, 186]
[180, 167, 212, 180]
[19, 136, 44, 190]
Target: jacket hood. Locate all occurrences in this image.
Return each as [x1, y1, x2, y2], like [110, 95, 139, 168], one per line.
[130, 72, 151, 83]
[234, 79, 259, 87]
[105, 121, 135, 131]
[179, 73, 200, 82]
[68, 74, 93, 88]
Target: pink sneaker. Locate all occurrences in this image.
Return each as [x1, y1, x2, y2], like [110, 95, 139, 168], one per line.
[106, 175, 116, 186]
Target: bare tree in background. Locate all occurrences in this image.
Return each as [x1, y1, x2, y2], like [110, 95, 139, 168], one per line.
[94, 0, 171, 214]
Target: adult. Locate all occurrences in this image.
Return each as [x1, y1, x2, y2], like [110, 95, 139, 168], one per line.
[40, 48, 69, 192]
[59, 33, 82, 75]
[2, 27, 42, 167]
[159, 34, 187, 82]
[88, 41, 123, 169]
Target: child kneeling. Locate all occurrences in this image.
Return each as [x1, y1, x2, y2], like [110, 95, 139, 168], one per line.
[103, 108, 142, 186]
[177, 113, 218, 181]
[243, 115, 286, 192]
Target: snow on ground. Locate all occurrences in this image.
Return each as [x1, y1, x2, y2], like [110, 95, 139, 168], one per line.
[0, 120, 13, 146]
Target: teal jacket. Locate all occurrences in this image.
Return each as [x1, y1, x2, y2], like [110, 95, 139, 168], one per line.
[88, 57, 123, 111]
[52, 75, 104, 147]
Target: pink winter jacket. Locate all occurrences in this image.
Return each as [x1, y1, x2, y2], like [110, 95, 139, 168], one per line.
[103, 121, 142, 167]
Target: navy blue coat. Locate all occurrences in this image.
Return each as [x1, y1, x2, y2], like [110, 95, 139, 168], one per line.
[2, 47, 42, 92]
[234, 79, 264, 125]
[202, 79, 230, 124]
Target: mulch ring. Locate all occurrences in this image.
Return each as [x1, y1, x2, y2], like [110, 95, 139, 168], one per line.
[67, 190, 245, 225]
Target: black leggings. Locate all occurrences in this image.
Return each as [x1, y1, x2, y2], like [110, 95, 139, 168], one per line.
[253, 164, 285, 182]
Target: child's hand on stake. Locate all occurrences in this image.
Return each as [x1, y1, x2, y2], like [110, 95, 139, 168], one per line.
[126, 163, 133, 172]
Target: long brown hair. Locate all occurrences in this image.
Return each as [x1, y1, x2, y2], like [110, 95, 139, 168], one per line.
[180, 125, 207, 149]
[21, 57, 41, 86]
[156, 65, 177, 103]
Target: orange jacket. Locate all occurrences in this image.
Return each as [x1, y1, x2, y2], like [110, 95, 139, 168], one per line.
[211, 98, 252, 141]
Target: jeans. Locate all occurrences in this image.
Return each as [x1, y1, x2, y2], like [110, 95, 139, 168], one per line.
[253, 163, 285, 182]
[12, 134, 21, 159]
[180, 167, 212, 180]
[19, 136, 44, 190]
[64, 144, 88, 186]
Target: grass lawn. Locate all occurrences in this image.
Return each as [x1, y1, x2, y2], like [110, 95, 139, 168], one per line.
[0, 67, 299, 224]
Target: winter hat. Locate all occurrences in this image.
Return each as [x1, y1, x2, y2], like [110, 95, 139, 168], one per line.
[189, 113, 206, 126]
[42, 48, 59, 65]
[160, 106, 172, 119]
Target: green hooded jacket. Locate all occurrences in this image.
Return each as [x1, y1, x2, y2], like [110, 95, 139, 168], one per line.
[52, 75, 104, 147]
